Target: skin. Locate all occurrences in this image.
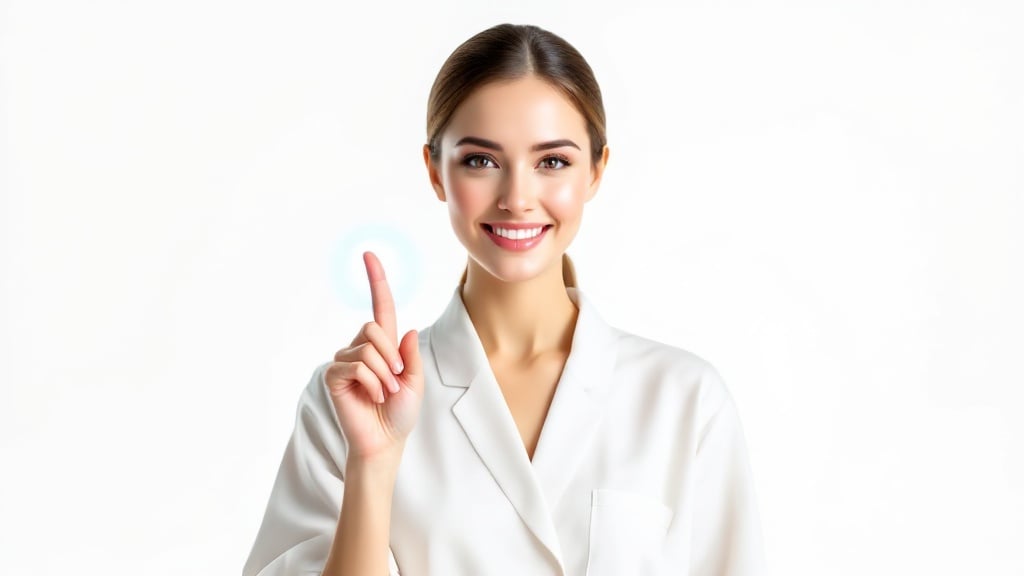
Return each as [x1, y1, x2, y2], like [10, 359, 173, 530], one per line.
[323, 252, 424, 576]
[321, 73, 609, 575]
[424, 74, 609, 362]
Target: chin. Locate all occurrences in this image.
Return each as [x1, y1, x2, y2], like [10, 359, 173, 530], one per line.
[470, 252, 559, 285]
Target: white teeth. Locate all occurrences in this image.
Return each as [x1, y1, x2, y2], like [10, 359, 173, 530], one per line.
[493, 226, 544, 240]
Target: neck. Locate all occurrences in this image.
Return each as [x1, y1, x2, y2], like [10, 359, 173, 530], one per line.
[460, 256, 578, 362]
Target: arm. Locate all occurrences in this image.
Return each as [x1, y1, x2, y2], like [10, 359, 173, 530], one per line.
[245, 252, 422, 576]
[323, 449, 403, 576]
[241, 364, 402, 576]
[689, 369, 767, 575]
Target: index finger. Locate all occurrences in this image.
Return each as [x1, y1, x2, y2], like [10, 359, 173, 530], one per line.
[363, 251, 398, 345]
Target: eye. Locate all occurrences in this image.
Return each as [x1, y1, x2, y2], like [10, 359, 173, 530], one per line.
[539, 155, 571, 170]
[462, 154, 497, 169]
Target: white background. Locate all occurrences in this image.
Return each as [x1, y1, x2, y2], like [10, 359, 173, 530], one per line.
[2, 0, 1022, 574]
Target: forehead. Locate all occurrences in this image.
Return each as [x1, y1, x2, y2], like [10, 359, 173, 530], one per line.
[442, 75, 588, 147]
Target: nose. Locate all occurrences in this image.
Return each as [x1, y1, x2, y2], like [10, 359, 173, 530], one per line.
[496, 165, 536, 213]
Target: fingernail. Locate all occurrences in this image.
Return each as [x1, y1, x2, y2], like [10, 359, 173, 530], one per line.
[393, 360, 404, 374]
[378, 390, 386, 404]
[389, 377, 401, 394]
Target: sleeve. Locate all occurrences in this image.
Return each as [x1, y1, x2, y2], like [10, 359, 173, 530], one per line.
[242, 362, 401, 576]
[688, 367, 767, 576]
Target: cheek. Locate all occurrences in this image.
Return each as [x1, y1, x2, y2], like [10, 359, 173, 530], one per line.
[544, 176, 589, 218]
[445, 175, 494, 217]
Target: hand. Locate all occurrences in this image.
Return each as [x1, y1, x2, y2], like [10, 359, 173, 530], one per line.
[325, 251, 425, 461]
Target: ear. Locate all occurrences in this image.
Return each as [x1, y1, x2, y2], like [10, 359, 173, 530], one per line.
[585, 145, 610, 202]
[423, 143, 446, 202]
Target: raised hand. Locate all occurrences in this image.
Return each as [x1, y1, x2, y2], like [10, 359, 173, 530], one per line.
[324, 251, 424, 461]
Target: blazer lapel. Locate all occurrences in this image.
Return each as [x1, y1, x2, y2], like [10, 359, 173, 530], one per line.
[430, 287, 566, 568]
[529, 287, 617, 513]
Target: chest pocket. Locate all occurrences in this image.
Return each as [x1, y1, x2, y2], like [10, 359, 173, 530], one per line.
[585, 488, 674, 576]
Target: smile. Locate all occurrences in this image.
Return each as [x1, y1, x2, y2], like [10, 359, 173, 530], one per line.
[481, 224, 553, 251]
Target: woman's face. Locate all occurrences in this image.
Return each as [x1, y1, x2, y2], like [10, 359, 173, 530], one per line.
[424, 74, 608, 285]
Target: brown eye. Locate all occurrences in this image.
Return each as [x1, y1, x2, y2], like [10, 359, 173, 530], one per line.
[540, 155, 570, 170]
[462, 154, 497, 169]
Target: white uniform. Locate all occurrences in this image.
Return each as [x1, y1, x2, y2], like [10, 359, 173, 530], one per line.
[243, 285, 765, 575]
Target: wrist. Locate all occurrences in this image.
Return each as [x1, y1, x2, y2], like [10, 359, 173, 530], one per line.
[346, 445, 405, 484]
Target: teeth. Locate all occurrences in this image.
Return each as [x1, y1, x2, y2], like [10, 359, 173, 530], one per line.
[493, 226, 544, 240]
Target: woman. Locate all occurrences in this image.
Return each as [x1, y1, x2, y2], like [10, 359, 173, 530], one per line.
[244, 23, 764, 576]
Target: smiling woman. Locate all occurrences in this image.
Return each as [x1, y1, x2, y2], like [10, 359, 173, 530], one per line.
[426, 73, 605, 287]
[243, 23, 765, 576]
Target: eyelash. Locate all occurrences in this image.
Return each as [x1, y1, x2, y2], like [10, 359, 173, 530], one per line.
[461, 154, 572, 171]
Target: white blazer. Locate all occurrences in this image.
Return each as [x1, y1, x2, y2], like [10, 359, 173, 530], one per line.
[243, 285, 765, 576]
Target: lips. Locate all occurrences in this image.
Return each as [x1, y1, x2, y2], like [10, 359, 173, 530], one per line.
[481, 223, 552, 251]
[483, 222, 551, 229]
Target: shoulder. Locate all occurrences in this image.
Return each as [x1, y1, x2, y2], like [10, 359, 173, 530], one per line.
[609, 327, 733, 429]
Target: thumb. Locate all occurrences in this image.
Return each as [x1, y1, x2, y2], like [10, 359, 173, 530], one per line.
[397, 329, 423, 385]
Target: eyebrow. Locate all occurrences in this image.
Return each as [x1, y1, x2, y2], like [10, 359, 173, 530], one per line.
[454, 136, 581, 152]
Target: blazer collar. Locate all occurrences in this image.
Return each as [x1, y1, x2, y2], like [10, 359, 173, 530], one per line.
[428, 284, 618, 572]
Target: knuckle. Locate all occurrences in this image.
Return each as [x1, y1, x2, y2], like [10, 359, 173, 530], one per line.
[336, 361, 354, 378]
[326, 362, 350, 386]
[357, 344, 377, 363]
[346, 360, 366, 378]
[358, 364, 380, 384]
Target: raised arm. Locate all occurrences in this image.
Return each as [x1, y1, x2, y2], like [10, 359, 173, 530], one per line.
[243, 252, 424, 576]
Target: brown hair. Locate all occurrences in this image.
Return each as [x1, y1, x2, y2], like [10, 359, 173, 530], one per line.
[432, 24, 593, 289]
[426, 23, 607, 168]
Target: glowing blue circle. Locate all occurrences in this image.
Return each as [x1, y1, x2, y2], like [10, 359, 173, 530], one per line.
[329, 221, 422, 311]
